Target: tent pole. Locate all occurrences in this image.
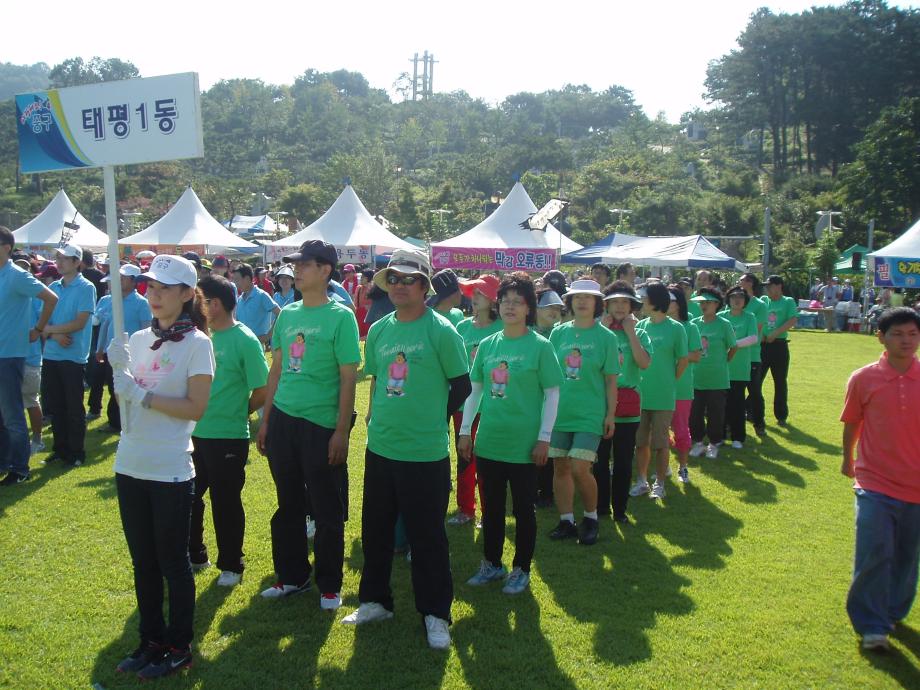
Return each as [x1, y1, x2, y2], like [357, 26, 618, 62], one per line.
[104, 165, 129, 431]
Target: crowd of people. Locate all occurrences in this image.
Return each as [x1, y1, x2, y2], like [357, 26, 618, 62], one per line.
[1, 225, 917, 671]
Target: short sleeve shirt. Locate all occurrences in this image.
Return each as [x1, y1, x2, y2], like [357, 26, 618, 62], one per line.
[456, 317, 504, 363]
[45, 274, 96, 364]
[96, 291, 152, 351]
[637, 316, 688, 411]
[841, 354, 920, 503]
[723, 310, 758, 382]
[0, 262, 44, 359]
[691, 315, 737, 390]
[675, 320, 701, 401]
[471, 330, 563, 463]
[762, 295, 798, 340]
[550, 321, 620, 435]
[236, 286, 277, 336]
[194, 323, 269, 439]
[271, 300, 361, 429]
[365, 309, 469, 462]
[26, 299, 43, 367]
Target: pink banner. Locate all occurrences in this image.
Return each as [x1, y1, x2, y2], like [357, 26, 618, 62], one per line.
[430, 246, 556, 272]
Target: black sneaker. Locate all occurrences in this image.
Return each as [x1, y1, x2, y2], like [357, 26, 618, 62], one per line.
[613, 514, 630, 525]
[754, 425, 766, 437]
[136, 646, 192, 680]
[43, 453, 66, 465]
[578, 517, 599, 545]
[0, 472, 30, 486]
[777, 419, 788, 428]
[116, 640, 166, 674]
[549, 520, 579, 540]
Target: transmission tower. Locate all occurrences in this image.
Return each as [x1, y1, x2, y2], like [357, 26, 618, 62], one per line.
[409, 51, 437, 100]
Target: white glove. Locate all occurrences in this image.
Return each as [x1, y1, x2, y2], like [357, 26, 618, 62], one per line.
[113, 370, 148, 406]
[107, 335, 131, 370]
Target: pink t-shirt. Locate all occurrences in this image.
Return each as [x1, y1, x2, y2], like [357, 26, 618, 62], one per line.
[389, 361, 408, 380]
[491, 367, 509, 384]
[840, 353, 920, 503]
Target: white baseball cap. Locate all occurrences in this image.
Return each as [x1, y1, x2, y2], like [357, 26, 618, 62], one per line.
[56, 243, 82, 260]
[275, 265, 294, 278]
[101, 263, 143, 282]
[138, 255, 198, 288]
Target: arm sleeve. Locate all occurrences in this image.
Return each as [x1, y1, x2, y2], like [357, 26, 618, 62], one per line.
[735, 334, 759, 348]
[538, 386, 560, 442]
[840, 371, 864, 423]
[447, 373, 472, 418]
[459, 382, 484, 435]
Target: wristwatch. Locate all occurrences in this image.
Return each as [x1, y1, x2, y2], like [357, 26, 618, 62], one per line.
[141, 391, 154, 409]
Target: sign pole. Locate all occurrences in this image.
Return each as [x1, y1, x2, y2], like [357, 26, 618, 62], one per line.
[103, 165, 129, 430]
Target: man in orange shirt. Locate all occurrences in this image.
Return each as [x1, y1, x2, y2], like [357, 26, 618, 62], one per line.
[840, 307, 920, 651]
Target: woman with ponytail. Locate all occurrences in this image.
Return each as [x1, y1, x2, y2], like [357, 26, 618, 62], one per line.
[106, 255, 214, 681]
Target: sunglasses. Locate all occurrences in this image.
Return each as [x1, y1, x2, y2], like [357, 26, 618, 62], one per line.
[386, 273, 422, 286]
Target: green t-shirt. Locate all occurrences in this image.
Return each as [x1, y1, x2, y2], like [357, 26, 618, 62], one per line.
[761, 295, 798, 341]
[637, 316, 688, 411]
[271, 300, 361, 429]
[365, 309, 469, 462]
[690, 315, 737, 390]
[471, 330, 563, 463]
[534, 324, 556, 340]
[611, 325, 653, 423]
[744, 296, 768, 363]
[456, 317, 503, 363]
[437, 307, 465, 328]
[550, 321, 620, 434]
[193, 323, 269, 439]
[723, 310, 758, 382]
[675, 320, 702, 401]
[688, 295, 703, 320]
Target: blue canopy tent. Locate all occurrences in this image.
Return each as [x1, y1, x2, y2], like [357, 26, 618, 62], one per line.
[561, 231, 644, 264]
[564, 234, 747, 271]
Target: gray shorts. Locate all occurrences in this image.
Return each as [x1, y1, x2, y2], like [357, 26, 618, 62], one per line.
[22, 364, 41, 408]
[636, 409, 672, 450]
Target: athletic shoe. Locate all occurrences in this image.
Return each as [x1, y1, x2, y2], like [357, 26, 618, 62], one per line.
[29, 439, 45, 455]
[754, 425, 766, 437]
[190, 559, 211, 572]
[320, 592, 342, 610]
[0, 472, 30, 486]
[136, 646, 192, 680]
[628, 480, 650, 497]
[115, 640, 165, 674]
[447, 512, 474, 526]
[678, 466, 690, 484]
[777, 419, 788, 428]
[217, 571, 242, 587]
[260, 580, 311, 598]
[613, 514, 630, 525]
[85, 412, 101, 421]
[424, 615, 451, 649]
[466, 560, 508, 585]
[689, 442, 706, 458]
[305, 518, 316, 539]
[578, 517, 599, 545]
[502, 567, 530, 594]
[68, 457, 84, 468]
[650, 481, 666, 500]
[705, 444, 719, 459]
[731, 440, 743, 450]
[548, 519, 579, 540]
[42, 453, 65, 465]
[861, 633, 890, 651]
[341, 602, 394, 625]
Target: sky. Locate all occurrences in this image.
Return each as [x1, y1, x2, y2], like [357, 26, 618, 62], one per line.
[6, 0, 919, 122]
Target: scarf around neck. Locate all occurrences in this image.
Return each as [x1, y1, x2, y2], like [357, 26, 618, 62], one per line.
[150, 314, 197, 350]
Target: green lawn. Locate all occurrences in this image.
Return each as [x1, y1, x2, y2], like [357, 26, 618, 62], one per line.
[1, 330, 918, 689]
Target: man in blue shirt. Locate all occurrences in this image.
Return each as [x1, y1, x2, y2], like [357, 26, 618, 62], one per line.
[0, 228, 58, 485]
[232, 263, 279, 348]
[93, 263, 152, 431]
[42, 244, 97, 467]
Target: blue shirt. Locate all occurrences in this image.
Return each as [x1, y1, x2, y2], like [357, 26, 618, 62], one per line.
[328, 280, 354, 308]
[96, 290, 152, 352]
[26, 299, 43, 367]
[0, 261, 45, 359]
[273, 289, 296, 309]
[44, 274, 96, 364]
[236, 285, 277, 336]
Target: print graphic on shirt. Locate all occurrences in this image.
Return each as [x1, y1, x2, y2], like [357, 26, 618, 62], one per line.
[700, 336, 710, 358]
[490, 361, 510, 398]
[386, 352, 409, 397]
[768, 312, 777, 327]
[565, 348, 582, 379]
[288, 333, 306, 372]
[470, 343, 479, 362]
[134, 351, 175, 389]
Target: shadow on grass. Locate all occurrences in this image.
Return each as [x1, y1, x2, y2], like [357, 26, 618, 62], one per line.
[536, 481, 741, 665]
[766, 422, 837, 461]
[695, 441, 807, 504]
[861, 626, 920, 690]
[76, 475, 117, 499]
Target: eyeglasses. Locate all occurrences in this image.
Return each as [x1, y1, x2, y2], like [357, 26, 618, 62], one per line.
[386, 273, 421, 286]
[499, 299, 527, 308]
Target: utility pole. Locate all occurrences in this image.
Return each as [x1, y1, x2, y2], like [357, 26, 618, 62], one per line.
[763, 207, 771, 279]
[411, 53, 418, 101]
[409, 52, 438, 100]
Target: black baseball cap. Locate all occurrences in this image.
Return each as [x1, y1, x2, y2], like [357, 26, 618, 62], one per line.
[282, 240, 338, 266]
[426, 269, 460, 307]
[182, 251, 202, 269]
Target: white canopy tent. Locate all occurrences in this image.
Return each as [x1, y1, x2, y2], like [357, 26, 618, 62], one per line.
[567, 234, 747, 271]
[119, 187, 257, 252]
[13, 188, 111, 248]
[268, 185, 414, 264]
[869, 217, 920, 287]
[432, 182, 582, 254]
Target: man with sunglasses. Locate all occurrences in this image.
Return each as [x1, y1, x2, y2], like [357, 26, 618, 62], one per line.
[342, 249, 470, 651]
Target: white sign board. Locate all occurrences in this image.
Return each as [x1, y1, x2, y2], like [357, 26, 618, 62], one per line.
[16, 72, 203, 174]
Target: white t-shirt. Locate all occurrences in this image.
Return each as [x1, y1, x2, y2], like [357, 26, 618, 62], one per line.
[114, 328, 215, 482]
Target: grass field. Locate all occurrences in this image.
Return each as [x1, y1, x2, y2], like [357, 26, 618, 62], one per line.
[1, 330, 918, 689]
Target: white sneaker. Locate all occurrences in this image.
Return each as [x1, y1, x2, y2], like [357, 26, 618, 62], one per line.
[731, 440, 743, 450]
[677, 466, 689, 484]
[217, 570, 242, 587]
[424, 615, 451, 650]
[705, 444, 719, 459]
[320, 592, 342, 610]
[29, 439, 45, 455]
[260, 580, 311, 598]
[689, 442, 706, 457]
[650, 481, 666, 500]
[629, 479, 650, 497]
[862, 633, 890, 651]
[305, 518, 316, 539]
[341, 602, 394, 625]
